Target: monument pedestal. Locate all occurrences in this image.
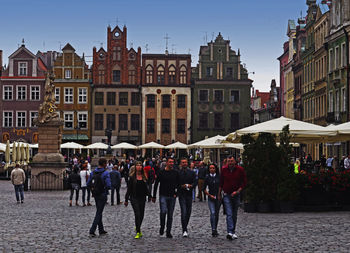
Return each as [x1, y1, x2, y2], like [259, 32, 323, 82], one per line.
[30, 119, 67, 190]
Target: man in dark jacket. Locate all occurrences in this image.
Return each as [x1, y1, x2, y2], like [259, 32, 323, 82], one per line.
[87, 158, 111, 237]
[219, 155, 246, 240]
[177, 158, 197, 237]
[109, 165, 121, 205]
[197, 162, 208, 201]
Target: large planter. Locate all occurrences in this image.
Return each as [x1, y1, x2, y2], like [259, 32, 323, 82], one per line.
[257, 202, 272, 213]
[243, 202, 257, 213]
[271, 200, 280, 213]
[279, 201, 294, 213]
[302, 185, 329, 206]
[332, 190, 350, 206]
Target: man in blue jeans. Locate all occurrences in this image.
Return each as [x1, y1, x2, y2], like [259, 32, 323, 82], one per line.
[178, 158, 197, 237]
[219, 155, 246, 240]
[152, 157, 180, 238]
[10, 164, 26, 204]
[87, 158, 111, 237]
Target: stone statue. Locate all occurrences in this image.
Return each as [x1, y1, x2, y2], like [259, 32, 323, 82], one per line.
[37, 73, 59, 124]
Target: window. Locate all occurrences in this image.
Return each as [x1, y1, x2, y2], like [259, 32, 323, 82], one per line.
[214, 113, 223, 129]
[119, 92, 128, 106]
[63, 88, 73, 104]
[157, 66, 165, 84]
[230, 90, 239, 103]
[31, 86, 40, 101]
[341, 43, 346, 67]
[113, 70, 121, 83]
[3, 86, 13, 100]
[329, 49, 334, 71]
[78, 88, 87, 104]
[206, 67, 213, 77]
[146, 65, 153, 84]
[177, 119, 185, 134]
[162, 119, 170, 133]
[95, 92, 104, 105]
[198, 113, 208, 129]
[131, 92, 140, 106]
[230, 113, 239, 131]
[180, 66, 187, 84]
[131, 114, 140, 131]
[95, 114, 103, 130]
[78, 112, 88, 129]
[199, 90, 209, 102]
[119, 114, 128, 131]
[341, 87, 346, 112]
[335, 89, 340, 114]
[335, 46, 340, 69]
[17, 86, 26, 101]
[107, 92, 116, 105]
[64, 112, 73, 129]
[177, 95, 186, 108]
[107, 114, 116, 130]
[55, 88, 60, 103]
[226, 67, 233, 77]
[329, 91, 334, 112]
[30, 111, 38, 127]
[98, 65, 105, 84]
[19, 62, 27, 76]
[169, 66, 176, 84]
[147, 94, 155, 108]
[3, 111, 13, 127]
[147, 119, 155, 133]
[162, 95, 170, 108]
[214, 90, 224, 103]
[16, 111, 26, 127]
[128, 69, 136, 84]
[65, 69, 71, 79]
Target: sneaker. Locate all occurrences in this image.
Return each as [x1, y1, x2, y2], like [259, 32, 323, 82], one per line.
[159, 227, 164, 236]
[87, 203, 92, 206]
[226, 233, 233, 240]
[183, 231, 188, 238]
[212, 230, 218, 237]
[166, 233, 173, 238]
[21, 200, 24, 204]
[134, 232, 142, 239]
[232, 233, 238, 239]
[89, 233, 96, 238]
[99, 231, 108, 235]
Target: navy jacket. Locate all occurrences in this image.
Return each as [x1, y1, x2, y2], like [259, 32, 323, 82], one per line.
[87, 167, 111, 197]
[109, 170, 121, 188]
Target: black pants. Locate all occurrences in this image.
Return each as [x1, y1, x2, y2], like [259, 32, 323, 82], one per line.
[131, 197, 146, 233]
[110, 186, 120, 205]
[90, 195, 107, 234]
[70, 188, 79, 201]
[178, 195, 193, 232]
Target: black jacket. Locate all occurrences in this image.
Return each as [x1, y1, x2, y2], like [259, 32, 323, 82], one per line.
[68, 172, 81, 185]
[109, 170, 121, 188]
[178, 168, 197, 197]
[203, 173, 220, 197]
[125, 176, 150, 201]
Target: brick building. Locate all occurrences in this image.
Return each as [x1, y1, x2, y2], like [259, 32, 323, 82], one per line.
[0, 44, 47, 143]
[91, 25, 142, 144]
[53, 43, 91, 144]
[141, 53, 191, 145]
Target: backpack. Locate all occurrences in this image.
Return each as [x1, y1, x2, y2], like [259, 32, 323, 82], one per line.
[90, 171, 105, 197]
[148, 168, 156, 184]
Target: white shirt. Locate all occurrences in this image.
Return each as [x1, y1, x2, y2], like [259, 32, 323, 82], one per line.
[344, 158, 350, 170]
[80, 170, 90, 187]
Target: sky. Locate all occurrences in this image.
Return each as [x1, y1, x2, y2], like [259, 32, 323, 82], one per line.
[0, 0, 329, 92]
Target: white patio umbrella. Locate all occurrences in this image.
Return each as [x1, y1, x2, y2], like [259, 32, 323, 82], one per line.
[16, 142, 21, 162]
[138, 142, 165, 149]
[61, 142, 85, 149]
[188, 135, 227, 149]
[29, 143, 38, 149]
[26, 144, 30, 164]
[84, 142, 108, 149]
[12, 142, 17, 164]
[21, 144, 26, 164]
[0, 143, 6, 152]
[111, 142, 138, 149]
[324, 122, 350, 142]
[164, 142, 188, 149]
[4, 141, 10, 170]
[226, 116, 337, 143]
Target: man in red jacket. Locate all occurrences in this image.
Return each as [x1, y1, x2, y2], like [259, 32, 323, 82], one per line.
[218, 155, 247, 240]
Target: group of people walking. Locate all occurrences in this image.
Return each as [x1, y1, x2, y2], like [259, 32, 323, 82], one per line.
[87, 155, 247, 240]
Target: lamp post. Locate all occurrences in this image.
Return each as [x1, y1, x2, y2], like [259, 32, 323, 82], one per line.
[105, 128, 112, 155]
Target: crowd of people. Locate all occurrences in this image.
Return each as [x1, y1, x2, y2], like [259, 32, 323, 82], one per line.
[65, 154, 247, 241]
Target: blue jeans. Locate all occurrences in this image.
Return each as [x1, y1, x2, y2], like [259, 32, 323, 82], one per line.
[110, 186, 120, 205]
[90, 195, 107, 234]
[178, 195, 193, 232]
[223, 194, 240, 234]
[14, 184, 24, 202]
[81, 187, 91, 204]
[208, 198, 221, 231]
[159, 195, 176, 234]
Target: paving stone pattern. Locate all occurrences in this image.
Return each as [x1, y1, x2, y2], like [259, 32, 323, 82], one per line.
[1, 180, 350, 252]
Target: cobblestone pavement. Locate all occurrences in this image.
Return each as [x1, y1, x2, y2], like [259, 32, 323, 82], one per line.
[1, 180, 350, 253]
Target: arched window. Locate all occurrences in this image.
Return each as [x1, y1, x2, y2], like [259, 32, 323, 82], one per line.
[180, 65, 187, 84]
[146, 65, 153, 84]
[157, 65, 165, 85]
[112, 64, 121, 83]
[168, 65, 176, 84]
[128, 65, 136, 84]
[98, 64, 105, 84]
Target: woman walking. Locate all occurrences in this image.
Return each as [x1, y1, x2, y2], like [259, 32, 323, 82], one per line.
[68, 166, 81, 206]
[203, 163, 221, 237]
[124, 161, 150, 239]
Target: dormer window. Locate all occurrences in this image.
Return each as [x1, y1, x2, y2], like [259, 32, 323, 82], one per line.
[65, 69, 71, 79]
[19, 62, 27, 76]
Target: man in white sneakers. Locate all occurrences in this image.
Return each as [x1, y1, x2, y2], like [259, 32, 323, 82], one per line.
[10, 163, 26, 204]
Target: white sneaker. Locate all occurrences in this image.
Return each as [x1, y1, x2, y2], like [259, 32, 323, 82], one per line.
[183, 231, 188, 237]
[232, 233, 238, 239]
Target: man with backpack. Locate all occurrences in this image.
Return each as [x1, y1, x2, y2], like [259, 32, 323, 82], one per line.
[144, 161, 156, 202]
[87, 158, 111, 237]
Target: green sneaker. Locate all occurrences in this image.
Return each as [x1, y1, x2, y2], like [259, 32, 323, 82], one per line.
[134, 232, 142, 239]
[139, 231, 143, 237]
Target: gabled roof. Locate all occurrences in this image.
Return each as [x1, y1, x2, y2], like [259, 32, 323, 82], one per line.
[8, 45, 36, 59]
[62, 43, 75, 51]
